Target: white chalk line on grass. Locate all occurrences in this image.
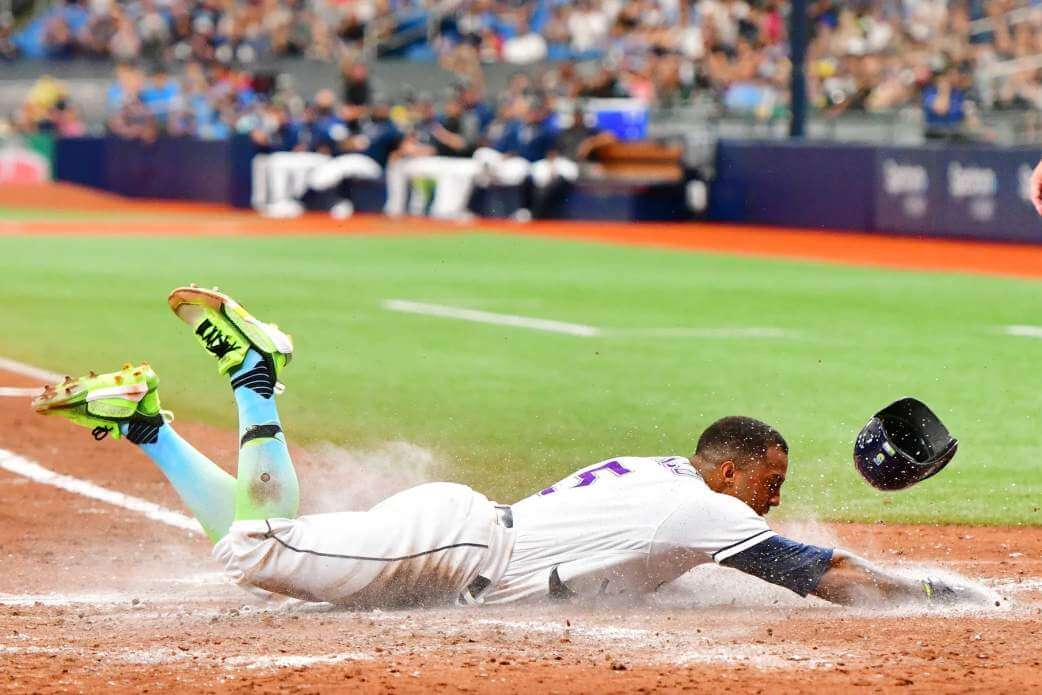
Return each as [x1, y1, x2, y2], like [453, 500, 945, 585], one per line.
[1006, 325, 1042, 339]
[383, 299, 793, 339]
[384, 299, 601, 337]
[0, 448, 202, 535]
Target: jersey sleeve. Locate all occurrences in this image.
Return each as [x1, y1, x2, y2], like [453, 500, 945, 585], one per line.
[654, 489, 776, 562]
[719, 535, 834, 597]
[654, 489, 834, 597]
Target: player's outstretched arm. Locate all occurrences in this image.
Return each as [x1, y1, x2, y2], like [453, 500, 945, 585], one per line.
[811, 549, 994, 607]
[719, 536, 994, 608]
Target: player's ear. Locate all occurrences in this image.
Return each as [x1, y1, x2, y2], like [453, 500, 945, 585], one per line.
[720, 460, 736, 482]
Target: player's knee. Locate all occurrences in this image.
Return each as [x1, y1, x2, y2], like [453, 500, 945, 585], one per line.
[212, 518, 288, 588]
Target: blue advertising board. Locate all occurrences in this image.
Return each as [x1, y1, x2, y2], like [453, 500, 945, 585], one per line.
[711, 140, 876, 231]
[712, 139, 1042, 243]
[875, 146, 1042, 242]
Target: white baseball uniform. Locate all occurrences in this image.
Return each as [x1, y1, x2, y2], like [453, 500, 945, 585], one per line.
[484, 456, 773, 603]
[213, 456, 776, 607]
[213, 482, 514, 608]
[251, 152, 330, 217]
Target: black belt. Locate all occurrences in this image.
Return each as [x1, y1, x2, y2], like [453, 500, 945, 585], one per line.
[461, 505, 513, 602]
[494, 504, 513, 529]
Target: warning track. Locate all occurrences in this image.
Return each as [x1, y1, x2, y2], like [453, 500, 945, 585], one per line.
[5, 183, 1042, 280]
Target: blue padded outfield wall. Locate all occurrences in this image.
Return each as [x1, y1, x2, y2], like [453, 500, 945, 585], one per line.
[55, 135, 255, 208]
[712, 140, 1042, 243]
[53, 136, 1042, 240]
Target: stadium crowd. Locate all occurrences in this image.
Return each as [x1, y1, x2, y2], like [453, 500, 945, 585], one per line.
[7, 1, 1042, 175]
[8, 1, 1042, 118]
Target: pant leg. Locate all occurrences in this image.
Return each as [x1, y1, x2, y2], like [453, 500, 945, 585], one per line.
[430, 157, 480, 219]
[308, 154, 382, 191]
[496, 157, 531, 186]
[552, 157, 580, 182]
[251, 154, 270, 210]
[530, 159, 553, 188]
[290, 153, 330, 199]
[384, 157, 409, 216]
[213, 482, 509, 607]
[267, 153, 293, 205]
[403, 157, 446, 216]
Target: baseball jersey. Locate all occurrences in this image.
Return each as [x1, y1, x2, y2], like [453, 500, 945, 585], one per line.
[484, 456, 777, 603]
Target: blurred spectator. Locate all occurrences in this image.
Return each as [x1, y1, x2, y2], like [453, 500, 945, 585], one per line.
[140, 65, 181, 124]
[0, 13, 17, 61]
[12, 74, 86, 136]
[502, 17, 547, 65]
[530, 105, 615, 218]
[341, 60, 371, 106]
[20, 0, 1042, 152]
[922, 65, 979, 141]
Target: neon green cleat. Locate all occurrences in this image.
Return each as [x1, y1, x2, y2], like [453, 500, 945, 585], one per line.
[32, 363, 170, 442]
[167, 285, 293, 391]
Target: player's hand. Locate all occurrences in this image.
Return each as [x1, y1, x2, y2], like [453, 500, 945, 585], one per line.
[921, 577, 997, 607]
[1030, 159, 1042, 216]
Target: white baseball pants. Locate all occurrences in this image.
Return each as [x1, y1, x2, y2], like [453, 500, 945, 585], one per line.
[307, 154, 383, 192]
[213, 482, 515, 608]
[531, 157, 579, 188]
[251, 152, 330, 214]
[472, 147, 531, 185]
[384, 156, 481, 219]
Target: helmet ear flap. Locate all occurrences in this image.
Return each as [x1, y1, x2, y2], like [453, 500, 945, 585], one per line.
[853, 398, 958, 491]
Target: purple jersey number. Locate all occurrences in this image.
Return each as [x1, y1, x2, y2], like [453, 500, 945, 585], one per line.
[539, 460, 633, 495]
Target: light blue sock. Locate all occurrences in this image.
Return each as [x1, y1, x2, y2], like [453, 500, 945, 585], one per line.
[130, 424, 236, 543]
[231, 349, 299, 521]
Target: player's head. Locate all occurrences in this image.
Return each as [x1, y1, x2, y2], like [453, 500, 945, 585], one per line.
[691, 416, 789, 516]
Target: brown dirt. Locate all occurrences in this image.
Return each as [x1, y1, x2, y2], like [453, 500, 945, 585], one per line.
[4, 183, 1042, 279]
[2, 366, 1042, 693]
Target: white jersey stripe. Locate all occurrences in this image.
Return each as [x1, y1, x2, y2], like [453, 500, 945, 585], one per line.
[713, 530, 777, 562]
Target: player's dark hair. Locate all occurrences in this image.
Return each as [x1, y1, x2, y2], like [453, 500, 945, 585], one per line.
[695, 416, 788, 467]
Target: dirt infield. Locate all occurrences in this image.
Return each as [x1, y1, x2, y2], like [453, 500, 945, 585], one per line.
[2, 363, 1042, 693]
[5, 182, 1042, 279]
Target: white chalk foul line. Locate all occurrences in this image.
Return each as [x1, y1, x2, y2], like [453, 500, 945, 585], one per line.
[0, 448, 202, 535]
[0, 356, 63, 382]
[383, 300, 793, 339]
[384, 299, 602, 337]
[1006, 325, 1042, 339]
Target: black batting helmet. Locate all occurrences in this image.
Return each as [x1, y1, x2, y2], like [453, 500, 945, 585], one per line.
[853, 398, 958, 491]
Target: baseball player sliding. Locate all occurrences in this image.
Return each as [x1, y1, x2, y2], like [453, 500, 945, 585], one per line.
[34, 288, 993, 609]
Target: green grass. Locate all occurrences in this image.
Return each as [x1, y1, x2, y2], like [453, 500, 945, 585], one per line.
[1, 232, 1041, 525]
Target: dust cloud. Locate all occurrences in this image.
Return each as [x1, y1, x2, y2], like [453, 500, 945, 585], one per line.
[294, 440, 439, 512]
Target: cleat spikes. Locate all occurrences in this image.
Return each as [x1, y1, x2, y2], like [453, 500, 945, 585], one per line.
[122, 362, 132, 370]
[62, 375, 73, 385]
[88, 370, 97, 378]
[114, 374, 123, 385]
[189, 282, 198, 288]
